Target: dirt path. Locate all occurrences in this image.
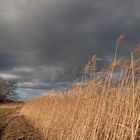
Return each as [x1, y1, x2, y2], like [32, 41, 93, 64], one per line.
[0, 102, 43, 140]
[0, 102, 23, 109]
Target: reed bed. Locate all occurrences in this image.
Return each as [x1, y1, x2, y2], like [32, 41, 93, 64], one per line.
[21, 34, 140, 140]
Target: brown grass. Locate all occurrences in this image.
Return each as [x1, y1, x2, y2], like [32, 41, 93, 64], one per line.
[20, 34, 140, 140]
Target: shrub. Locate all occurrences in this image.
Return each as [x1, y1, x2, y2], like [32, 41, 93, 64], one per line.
[0, 78, 17, 102]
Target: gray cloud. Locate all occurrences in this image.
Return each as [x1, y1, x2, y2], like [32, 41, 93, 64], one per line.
[0, 0, 140, 88]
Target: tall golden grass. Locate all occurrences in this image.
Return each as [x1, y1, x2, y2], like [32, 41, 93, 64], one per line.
[21, 34, 140, 140]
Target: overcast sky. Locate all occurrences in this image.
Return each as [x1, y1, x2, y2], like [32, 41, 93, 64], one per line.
[0, 0, 140, 89]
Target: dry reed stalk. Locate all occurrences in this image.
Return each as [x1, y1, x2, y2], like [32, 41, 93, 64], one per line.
[110, 33, 125, 83]
[131, 52, 135, 140]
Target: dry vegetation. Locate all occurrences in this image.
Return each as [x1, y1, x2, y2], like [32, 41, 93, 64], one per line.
[0, 102, 42, 140]
[0, 79, 17, 102]
[21, 34, 140, 140]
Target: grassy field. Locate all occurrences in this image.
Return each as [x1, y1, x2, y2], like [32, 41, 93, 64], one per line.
[20, 35, 140, 140]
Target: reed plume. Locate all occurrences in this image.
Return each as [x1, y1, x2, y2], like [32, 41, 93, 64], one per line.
[110, 33, 125, 82]
[109, 59, 120, 69]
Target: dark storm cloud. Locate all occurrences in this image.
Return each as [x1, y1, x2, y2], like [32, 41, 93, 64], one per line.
[0, 0, 140, 88]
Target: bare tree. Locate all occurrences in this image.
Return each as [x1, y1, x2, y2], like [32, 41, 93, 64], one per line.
[0, 78, 17, 102]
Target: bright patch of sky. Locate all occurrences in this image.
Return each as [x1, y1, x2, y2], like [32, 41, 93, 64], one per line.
[16, 87, 49, 101]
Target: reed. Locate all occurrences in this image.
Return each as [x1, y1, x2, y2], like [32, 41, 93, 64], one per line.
[20, 34, 140, 140]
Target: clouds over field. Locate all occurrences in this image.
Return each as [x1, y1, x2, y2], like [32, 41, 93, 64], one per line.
[0, 0, 140, 88]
